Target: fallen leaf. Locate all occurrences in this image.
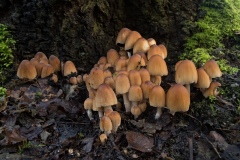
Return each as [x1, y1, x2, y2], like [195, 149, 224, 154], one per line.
[82, 137, 95, 153]
[209, 131, 228, 150]
[130, 119, 162, 134]
[126, 131, 154, 152]
[0, 126, 26, 145]
[40, 130, 51, 142]
[20, 126, 43, 140]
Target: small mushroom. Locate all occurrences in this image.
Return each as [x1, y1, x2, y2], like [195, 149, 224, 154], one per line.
[107, 111, 121, 133]
[95, 84, 118, 116]
[107, 49, 119, 65]
[124, 31, 142, 57]
[175, 60, 198, 93]
[203, 60, 222, 79]
[99, 133, 107, 144]
[100, 116, 113, 135]
[149, 85, 166, 119]
[133, 38, 150, 54]
[116, 28, 132, 47]
[63, 61, 77, 77]
[17, 60, 37, 80]
[49, 55, 60, 72]
[41, 64, 54, 78]
[202, 81, 221, 98]
[147, 38, 156, 46]
[34, 52, 47, 60]
[166, 84, 190, 115]
[115, 73, 131, 112]
[131, 105, 142, 119]
[84, 98, 93, 120]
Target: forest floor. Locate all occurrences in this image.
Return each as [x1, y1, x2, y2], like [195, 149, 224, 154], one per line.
[0, 54, 240, 160]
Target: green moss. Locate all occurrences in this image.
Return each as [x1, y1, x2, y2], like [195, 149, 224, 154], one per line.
[180, 0, 240, 74]
[0, 24, 16, 83]
[0, 87, 6, 97]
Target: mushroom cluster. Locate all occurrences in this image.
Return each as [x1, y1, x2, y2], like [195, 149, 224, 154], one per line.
[17, 52, 83, 100]
[16, 27, 223, 141]
[83, 28, 222, 125]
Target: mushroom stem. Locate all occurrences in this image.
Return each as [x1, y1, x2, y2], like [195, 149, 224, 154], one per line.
[131, 101, 138, 108]
[98, 107, 104, 118]
[155, 107, 163, 119]
[123, 93, 131, 112]
[185, 84, 190, 93]
[104, 106, 113, 112]
[87, 109, 93, 120]
[170, 110, 175, 116]
[134, 115, 139, 120]
[127, 52, 132, 58]
[65, 84, 78, 100]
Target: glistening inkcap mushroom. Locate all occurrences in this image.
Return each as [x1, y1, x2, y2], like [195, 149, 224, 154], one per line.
[166, 84, 190, 115]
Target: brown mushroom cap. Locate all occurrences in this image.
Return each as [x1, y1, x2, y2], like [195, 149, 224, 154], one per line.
[149, 85, 165, 107]
[63, 61, 77, 76]
[141, 80, 155, 99]
[158, 44, 167, 59]
[98, 56, 108, 65]
[69, 76, 78, 85]
[116, 28, 132, 47]
[166, 84, 190, 114]
[115, 73, 130, 94]
[34, 52, 47, 60]
[88, 67, 104, 89]
[17, 60, 37, 80]
[202, 81, 221, 98]
[138, 101, 147, 112]
[195, 68, 211, 89]
[147, 55, 168, 76]
[84, 98, 93, 110]
[107, 49, 119, 65]
[147, 45, 164, 60]
[119, 50, 127, 57]
[131, 105, 142, 119]
[203, 60, 222, 78]
[95, 84, 118, 108]
[175, 60, 198, 85]
[133, 38, 150, 54]
[51, 74, 58, 83]
[128, 69, 142, 86]
[127, 54, 142, 71]
[103, 69, 112, 79]
[128, 85, 143, 102]
[175, 60, 183, 71]
[151, 75, 162, 85]
[114, 58, 127, 72]
[99, 133, 107, 143]
[39, 57, 49, 65]
[35, 62, 46, 77]
[41, 64, 54, 78]
[147, 38, 156, 46]
[100, 116, 113, 135]
[107, 111, 121, 133]
[124, 31, 142, 51]
[104, 77, 115, 90]
[139, 68, 150, 83]
[136, 52, 147, 66]
[30, 58, 39, 67]
[49, 55, 60, 72]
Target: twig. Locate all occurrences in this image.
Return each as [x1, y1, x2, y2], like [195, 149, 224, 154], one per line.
[183, 113, 202, 126]
[201, 133, 222, 159]
[187, 137, 193, 160]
